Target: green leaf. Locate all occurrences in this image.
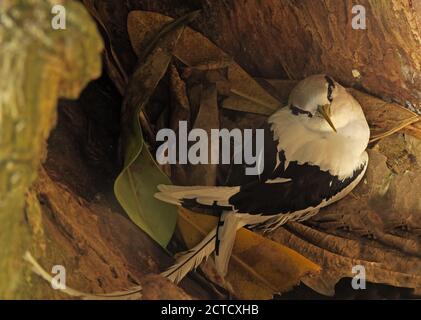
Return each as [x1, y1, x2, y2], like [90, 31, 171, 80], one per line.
[114, 13, 199, 247]
[114, 145, 176, 247]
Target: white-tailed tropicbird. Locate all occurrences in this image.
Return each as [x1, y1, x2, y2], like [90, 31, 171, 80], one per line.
[156, 74, 370, 283]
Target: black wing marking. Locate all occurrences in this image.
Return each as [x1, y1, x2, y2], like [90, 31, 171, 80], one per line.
[229, 160, 366, 215]
[325, 75, 335, 103]
[180, 198, 232, 215]
[289, 105, 313, 118]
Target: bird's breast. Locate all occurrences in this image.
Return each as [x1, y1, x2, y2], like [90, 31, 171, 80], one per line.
[270, 110, 369, 179]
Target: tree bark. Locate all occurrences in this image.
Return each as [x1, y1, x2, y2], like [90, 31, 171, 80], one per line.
[127, 0, 420, 110]
[0, 0, 102, 298]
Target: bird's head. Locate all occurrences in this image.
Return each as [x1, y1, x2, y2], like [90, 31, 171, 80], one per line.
[288, 74, 359, 133]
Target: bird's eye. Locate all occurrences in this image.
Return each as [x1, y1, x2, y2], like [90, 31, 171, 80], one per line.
[289, 105, 313, 118]
[325, 76, 335, 103]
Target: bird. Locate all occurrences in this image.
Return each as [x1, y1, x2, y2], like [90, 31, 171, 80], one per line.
[156, 74, 370, 283]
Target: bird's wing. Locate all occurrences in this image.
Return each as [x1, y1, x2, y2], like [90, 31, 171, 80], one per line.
[156, 120, 367, 217]
[229, 158, 367, 215]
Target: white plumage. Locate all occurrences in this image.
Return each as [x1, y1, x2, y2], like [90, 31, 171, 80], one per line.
[160, 226, 218, 283]
[155, 184, 240, 207]
[271, 75, 370, 179]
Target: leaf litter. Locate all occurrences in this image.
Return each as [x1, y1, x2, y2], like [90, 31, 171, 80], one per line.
[123, 10, 421, 298]
[39, 8, 420, 299]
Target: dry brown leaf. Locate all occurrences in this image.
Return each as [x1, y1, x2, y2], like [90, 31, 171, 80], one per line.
[169, 64, 191, 131]
[349, 89, 421, 143]
[225, 67, 281, 114]
[128, 11, 228, 67]
[178, 208, 320, 299]
[82, 0, 130, 94]
[270, 222, 421, 296]
[128, 10, 421, 140]
[179, 84, 219, 186]
[222, 94, 275, 116]
[403, 123, 421, 140]
[127, 11, 281, 115]
[256, 79, 298, 106]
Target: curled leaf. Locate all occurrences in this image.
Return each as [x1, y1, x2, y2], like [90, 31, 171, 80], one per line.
[128, 11, 281, 115]
[178, 208, 320, 299]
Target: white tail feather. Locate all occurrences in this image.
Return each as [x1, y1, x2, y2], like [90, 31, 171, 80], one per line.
[24, 252, 142, 300]
[214, 213, 245, 276]
[156, 184, 245, 282]
[160, 227, 217, 283]
[155, 184, 239, 207]
[161, 212, 245, 282]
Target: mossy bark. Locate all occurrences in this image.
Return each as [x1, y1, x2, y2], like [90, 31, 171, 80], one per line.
[0, 0, 102, 299]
